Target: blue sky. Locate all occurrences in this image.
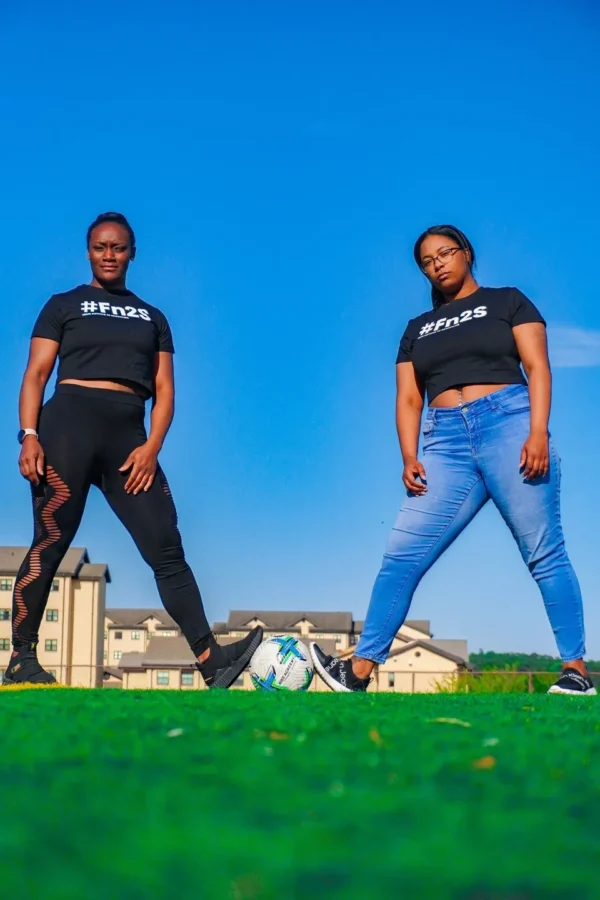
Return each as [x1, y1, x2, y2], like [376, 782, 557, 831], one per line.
[1, 0, 599, 657]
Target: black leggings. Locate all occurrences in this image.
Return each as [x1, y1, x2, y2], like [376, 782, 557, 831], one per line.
[13, 384, 210, 654]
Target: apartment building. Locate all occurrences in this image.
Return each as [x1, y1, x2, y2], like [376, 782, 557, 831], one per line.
[103, 608, 181, 687]
[0, 547, 109, 686]
[0, 554, 469, 692]
[109, 609, 469, 692]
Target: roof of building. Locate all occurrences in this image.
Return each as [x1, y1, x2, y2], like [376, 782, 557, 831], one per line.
[387, 639, 468, 666]
[118, 651, 146, 670]
[118, 636, 196, 670]
[105, 608, 435, 641]
[79, 563, 111, 582]
[0, 547, 110, 581]
[144, 636, 196, 665]
[428, 639, 469, 660]
[105, 608, 179, 629]
[402, 621, 432, 637]
[102, 667, 123, 680]
[227, 610, 354, 633]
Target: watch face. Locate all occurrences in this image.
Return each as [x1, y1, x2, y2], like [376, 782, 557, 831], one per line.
[17, 430, 25, 444]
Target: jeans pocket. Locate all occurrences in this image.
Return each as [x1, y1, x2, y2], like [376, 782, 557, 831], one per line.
[423, 417, 435, 437]
[422, 417, 436, 452]
[496, 393, 530, 415]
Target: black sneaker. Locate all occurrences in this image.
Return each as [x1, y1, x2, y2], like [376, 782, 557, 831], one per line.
[310, 643, 371, 693]
[197, 626, 263, 689]
[548, 668, 597, 696]
[2, 643, 57, 686]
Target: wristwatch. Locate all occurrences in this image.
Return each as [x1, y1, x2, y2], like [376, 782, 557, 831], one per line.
[18, 429, 38, 444]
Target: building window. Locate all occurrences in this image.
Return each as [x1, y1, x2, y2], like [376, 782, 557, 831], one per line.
[157, 671, 170, 686]
[0, 579, 12, 591]
[415, 651, 421, 657]
[103, 652, 107, 660]
[388, 673, 395, 688]
[115, 631, 123, 640]
[0, 639, 10, 651]
[334, 635, 341, 642]
[181, 671, 194, 686]
[45, 640, 58, 652]
[131, 631, 141, 640]
[113, 651, 122, 660]
[161, 630, 174, 637]
[50, 580, 60, 592]
[46, 609, 59, 622]
[0, 609, 10, 621]
[104, 631, 108, 640]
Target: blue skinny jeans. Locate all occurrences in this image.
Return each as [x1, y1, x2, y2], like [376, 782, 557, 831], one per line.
[355, 385, 585, 664]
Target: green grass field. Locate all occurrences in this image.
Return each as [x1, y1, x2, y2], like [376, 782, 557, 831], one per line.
[1, 690, 598, 900]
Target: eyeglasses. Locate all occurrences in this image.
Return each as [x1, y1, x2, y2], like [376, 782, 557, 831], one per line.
[420, 246, 463, 272]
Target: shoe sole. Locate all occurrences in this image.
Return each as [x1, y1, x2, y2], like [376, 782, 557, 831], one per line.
[547, 685, 597, 695]
[309, 642, 351, 693]
[210, 628, 264, 689]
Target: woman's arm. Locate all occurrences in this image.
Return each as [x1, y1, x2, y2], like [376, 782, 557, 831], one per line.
[18, 338, 59, 485]
[148, 351, 175, 451]
[513, 322, 551, 479]
[120, 352, 175, 494]
[396, 362, 427, 495]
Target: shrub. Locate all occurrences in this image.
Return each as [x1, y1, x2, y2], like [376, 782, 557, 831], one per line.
[435, 667, 555, 694]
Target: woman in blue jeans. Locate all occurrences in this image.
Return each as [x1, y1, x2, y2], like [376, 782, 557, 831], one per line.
[310, 224, 595, 696]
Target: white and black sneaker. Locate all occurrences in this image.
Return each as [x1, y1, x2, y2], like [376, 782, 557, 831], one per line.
[310, 643, 371, 693]
[547, 668, 597, 696]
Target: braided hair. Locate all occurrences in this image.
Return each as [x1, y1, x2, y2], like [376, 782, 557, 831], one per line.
[413, 224, 476, 309]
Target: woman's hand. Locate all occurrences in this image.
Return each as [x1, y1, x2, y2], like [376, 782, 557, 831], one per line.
[403, 457, 427, 495]
[119, 442, 159, 494]
[19, 436, 45, 486]
[520, 431, 549, 480]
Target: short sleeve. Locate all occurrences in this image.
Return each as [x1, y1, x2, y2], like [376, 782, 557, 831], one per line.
[510, 288, 546, 327]
[396, 321, 416, 364]
[157, 311, 175, 353]
[31, 296, 64, 343]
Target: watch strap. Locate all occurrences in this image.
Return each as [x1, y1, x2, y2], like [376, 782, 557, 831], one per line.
[19, 428, 38, 443]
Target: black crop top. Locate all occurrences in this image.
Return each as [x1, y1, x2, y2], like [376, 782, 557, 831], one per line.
[396, 287, 546, 404]
[32, 284, 174, 399]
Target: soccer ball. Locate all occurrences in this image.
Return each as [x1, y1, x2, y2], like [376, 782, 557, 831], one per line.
[250, 635, 314, 692]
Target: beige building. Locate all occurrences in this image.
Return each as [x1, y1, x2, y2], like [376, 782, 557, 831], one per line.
[103, 608, 182, 688]
[0, 552, 469, 692]
[0, 547, 109, 687]
[108, 609, 469, 692]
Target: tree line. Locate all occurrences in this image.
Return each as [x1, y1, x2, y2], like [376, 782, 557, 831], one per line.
[469, 651, 600, 672]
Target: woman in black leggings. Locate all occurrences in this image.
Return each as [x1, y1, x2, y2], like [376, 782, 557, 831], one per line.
[6, 211, 262, 686]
